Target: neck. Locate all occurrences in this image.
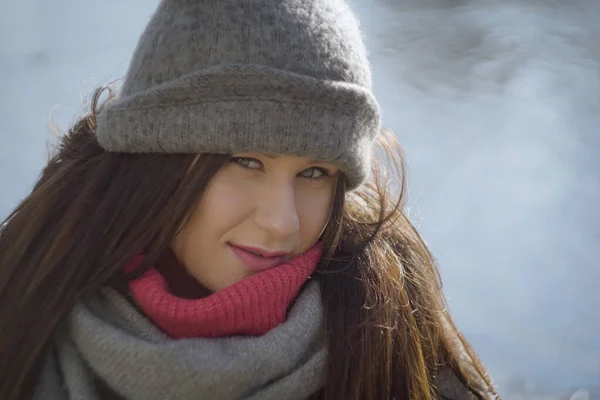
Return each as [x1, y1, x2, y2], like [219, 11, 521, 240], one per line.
[154, 248, 212, 299]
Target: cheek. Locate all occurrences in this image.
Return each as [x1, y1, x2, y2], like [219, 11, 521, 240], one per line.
[172, 173, 252, 265]
[199, 178, 250, 229]
[296, 187, 334, 243]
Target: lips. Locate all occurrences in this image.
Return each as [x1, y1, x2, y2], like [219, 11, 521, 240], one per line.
[228, 243, 289, 272]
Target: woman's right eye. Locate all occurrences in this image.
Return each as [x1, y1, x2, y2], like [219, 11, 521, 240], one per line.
[230, 157, 263, 170]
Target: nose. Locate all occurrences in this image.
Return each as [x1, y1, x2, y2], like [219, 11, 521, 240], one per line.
[253, 181, 300, 238]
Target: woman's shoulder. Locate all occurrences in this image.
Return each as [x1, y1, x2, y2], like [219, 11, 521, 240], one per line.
[437, 364, 500, 400]
[33, 342, 65, 400]
[437, 367, 478, 399]
[35, 336, 125, 400]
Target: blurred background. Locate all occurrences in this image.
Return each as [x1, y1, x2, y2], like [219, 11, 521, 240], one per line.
[1, 1, 598, 398]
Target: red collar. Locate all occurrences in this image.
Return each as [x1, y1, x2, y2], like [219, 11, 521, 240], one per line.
[127, 245, 321, 338]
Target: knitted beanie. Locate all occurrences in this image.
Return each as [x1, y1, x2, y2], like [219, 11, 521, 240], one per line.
[96, 0, 381, 190]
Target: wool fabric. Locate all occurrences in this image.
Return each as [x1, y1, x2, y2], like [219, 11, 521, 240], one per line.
[34, 281, 326, 400]
[34, 245, 480, 399]
[95, 0, 382, 190]
[127, 244, 321, 338]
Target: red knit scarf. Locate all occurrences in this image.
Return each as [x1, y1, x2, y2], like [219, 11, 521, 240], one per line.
[126, 244, 322, 338]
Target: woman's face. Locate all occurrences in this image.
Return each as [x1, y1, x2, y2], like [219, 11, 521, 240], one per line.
[170, 153, 339, 292]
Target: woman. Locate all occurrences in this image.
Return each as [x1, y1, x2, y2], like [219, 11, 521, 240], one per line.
[0, 0, 500, 399]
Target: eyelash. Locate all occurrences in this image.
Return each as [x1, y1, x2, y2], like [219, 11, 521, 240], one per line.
[229, 157, 331, 180]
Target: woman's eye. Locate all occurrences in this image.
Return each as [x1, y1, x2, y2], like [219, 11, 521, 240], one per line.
[299, 167, 329, 179]
[232, 157, 262, 169]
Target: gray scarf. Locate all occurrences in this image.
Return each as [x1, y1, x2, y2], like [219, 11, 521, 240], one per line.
[34, 281, 326, 400]
[34, 280, 482, 400]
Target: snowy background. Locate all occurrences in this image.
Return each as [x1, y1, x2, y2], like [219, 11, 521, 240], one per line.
[1, 1, 599, 398]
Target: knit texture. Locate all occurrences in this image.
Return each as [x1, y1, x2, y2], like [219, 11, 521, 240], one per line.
[34, 248, 481, 399]
[96, 0, 382, 190]
[127, 244, 321, 338]
[35, 281, 326, 400]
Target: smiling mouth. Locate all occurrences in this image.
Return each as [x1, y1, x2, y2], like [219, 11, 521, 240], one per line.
[228, 243, 290, 257]
[227, 243, 289, 271]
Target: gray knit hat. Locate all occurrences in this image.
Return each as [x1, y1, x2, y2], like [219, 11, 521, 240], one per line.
[96, 0, 381, 190]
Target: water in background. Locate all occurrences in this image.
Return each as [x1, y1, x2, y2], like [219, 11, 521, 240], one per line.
[1, 0, 599, 398]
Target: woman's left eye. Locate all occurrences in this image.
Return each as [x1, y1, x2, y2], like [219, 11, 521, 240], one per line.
[231, 157, 263, 169]
[299, 167, 329, 179]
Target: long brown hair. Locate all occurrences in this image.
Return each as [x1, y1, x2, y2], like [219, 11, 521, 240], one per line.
[0, 89, 498, 399]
